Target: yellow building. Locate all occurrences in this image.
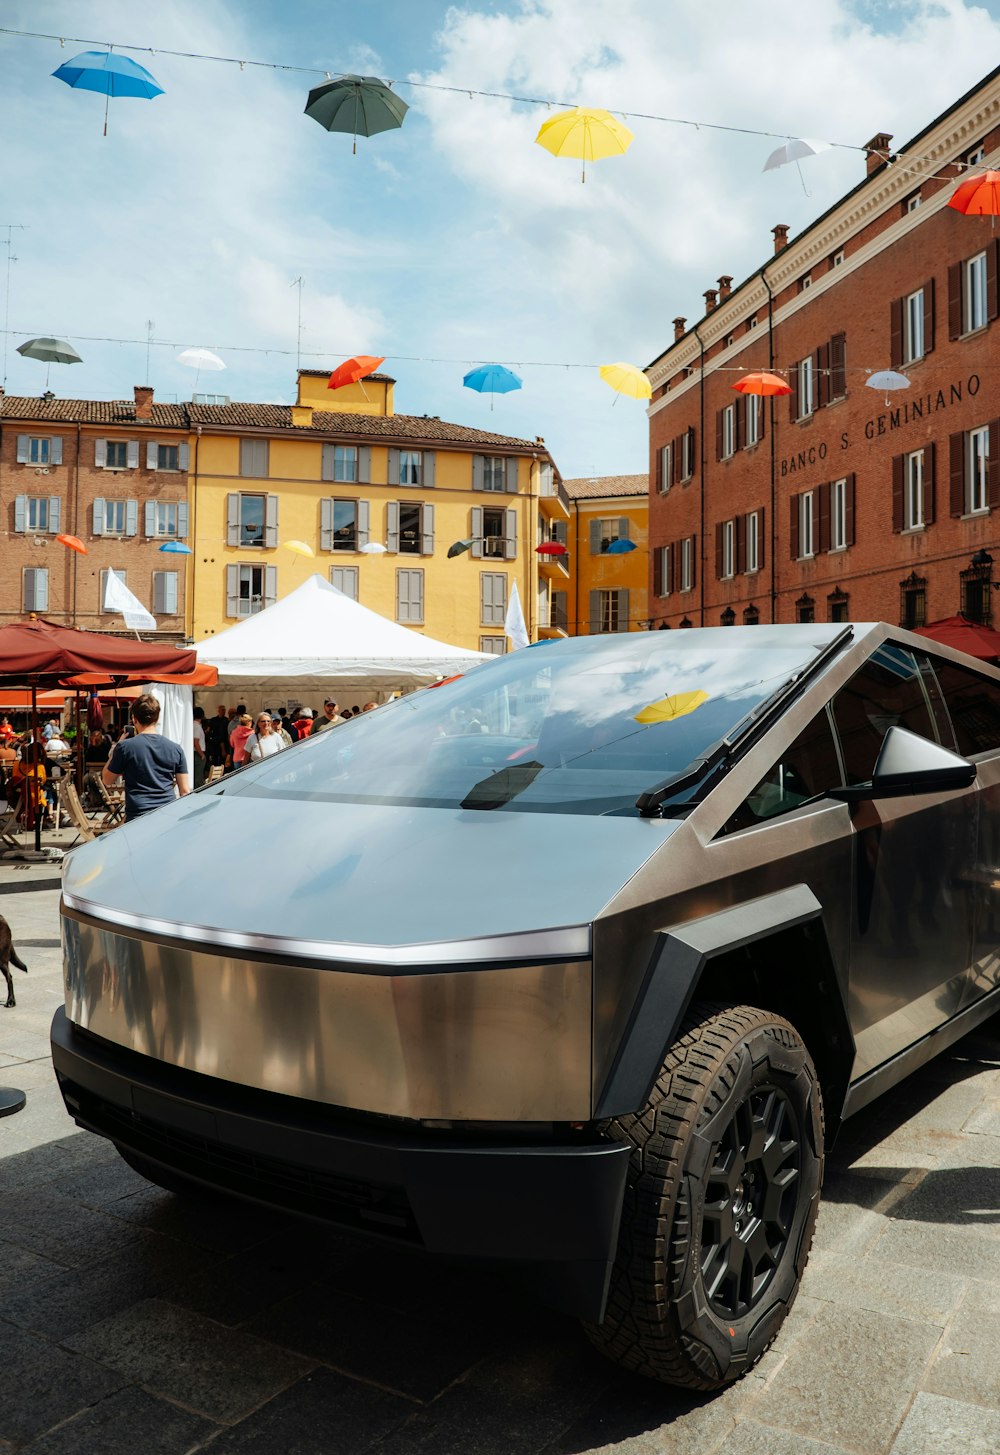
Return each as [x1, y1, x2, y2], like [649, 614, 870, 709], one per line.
[561, 474, 649, 634]
[186, 370, 566, 653]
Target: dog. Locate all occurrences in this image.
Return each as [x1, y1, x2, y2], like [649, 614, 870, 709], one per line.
[0, 915, 27, 1008]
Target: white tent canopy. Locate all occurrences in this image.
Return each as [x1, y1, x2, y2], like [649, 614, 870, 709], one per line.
[195, 574, 488, 698]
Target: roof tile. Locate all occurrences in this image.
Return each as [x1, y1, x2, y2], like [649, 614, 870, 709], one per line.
[563, 473, 649, 499]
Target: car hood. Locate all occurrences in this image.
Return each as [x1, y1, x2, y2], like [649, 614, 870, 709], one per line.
[62, 790, 679, 955]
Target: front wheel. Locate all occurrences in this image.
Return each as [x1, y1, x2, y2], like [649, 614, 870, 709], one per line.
[586, 1002, 824, 1389]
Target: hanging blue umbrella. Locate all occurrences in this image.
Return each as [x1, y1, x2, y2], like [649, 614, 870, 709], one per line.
[53, 50, 164, 135]
[463, 363, 522, 412]
[606, 538, 637, 554]
[158, 541, 192, 555]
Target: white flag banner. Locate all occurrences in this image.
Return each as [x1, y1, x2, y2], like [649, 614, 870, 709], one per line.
[103, 569, 156, 630]
[504, 580, 530, 650]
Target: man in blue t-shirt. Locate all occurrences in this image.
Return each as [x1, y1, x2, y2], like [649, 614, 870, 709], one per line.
[102, 694, 190, 823]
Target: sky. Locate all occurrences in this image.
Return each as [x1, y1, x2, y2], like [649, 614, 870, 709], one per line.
[2, 0, 1000, 478]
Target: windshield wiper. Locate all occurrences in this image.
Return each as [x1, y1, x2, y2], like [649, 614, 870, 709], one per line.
[635, 626, 854, 817]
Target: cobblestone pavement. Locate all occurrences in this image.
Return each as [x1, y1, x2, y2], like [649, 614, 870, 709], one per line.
[1, 856, 1000, 1453]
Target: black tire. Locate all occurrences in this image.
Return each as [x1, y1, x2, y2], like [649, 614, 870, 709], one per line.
[586, 1002, 824, 1390]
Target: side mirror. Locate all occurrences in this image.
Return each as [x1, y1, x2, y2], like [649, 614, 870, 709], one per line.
[830, 725, 976, 804]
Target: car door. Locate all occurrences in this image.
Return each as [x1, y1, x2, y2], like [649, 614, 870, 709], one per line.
[832, 645, 978, 1078]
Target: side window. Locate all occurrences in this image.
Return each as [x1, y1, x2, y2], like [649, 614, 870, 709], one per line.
[720, 708, 841, 834]
[930, 659, 1000, 757]
[831, 646, 936, 785]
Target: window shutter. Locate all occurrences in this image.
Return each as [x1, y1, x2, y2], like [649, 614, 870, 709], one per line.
[618, 517, 630, 542]
[423, 452, 436, 487]
[321, 444, 336, 481]
[357, 499, 370, 548]
[948, 263, 963, 338]
[890, 298, 904, 368]
[92, 498, 105, 536]
[669, 541, 678, 590]
[471, 455, 484, 491]
[388, 448, 400, 485]
[790, 494, 800, 559]
[733, 400, 742, 451]
[50, 437, 63, 466]
[924, 445, 936, 526]
[125, 500, 138, 536]
[264, 566, 277, 608]
[178, 442, 190, 471]
[654, 447, 662, 493]
[358, 446, 371, 483]
[949, 432, 965, 516]
[225, 564, 240, 618]
[95, 438, 107, 468]
[177, 502, 189, 538]
[589, 519, 602, 554]
[127, 441, 139, 470]
[14, 496, 26, 532]
[16, 435, 29, 464]
[653, 547, 662, 597]
[715, 407, 724, 461]
[589, 590, 601, 634]
[922, 281, 935, 354]
[830, 334, 847, 398]
[49, 497, 61, 533]
[386, 501, 400, 552]
[715, 522, 724, 578]
[421, 503, 435, 555]
[892, 455, 904, 532]
[818, 482, 830, 553]
[553, 519, 567, 546]
[320, 498, 333, 551]
[989, 420, 1000, 509]
[688, 535, 697, 590]
[505, 457, 519, 492]
[845, 475, 856, 546]
[504, 508, 518, 559]
[788, 365, 799, 422]
[145, 501, 156, 536]
[164, 572, 178, 616]
[816, 344, 830, 409]
[226, 493, 240, 545]
[414, 569, 424, 621]
[265, 495, 278, 548]
[617, 589, 630, 632]
[988, 240, 1000, 323]
[737, 513, 747, 573]
[471, 506, 484, 558]
[35, 568, 49, 612]
[758, 509, 766, 570]
[152, 573, 165, 614]
[146, 441, 158, 470]
[397, 569, 411, 621]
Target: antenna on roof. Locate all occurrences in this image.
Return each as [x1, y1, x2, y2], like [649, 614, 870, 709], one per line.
[145, 319, 155, 385]
[1, 223, 27, 389]
[290, 276, 304, 373]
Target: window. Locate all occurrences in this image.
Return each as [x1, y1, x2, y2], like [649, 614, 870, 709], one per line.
[192, 392, 230, 406]
[594, 589, 629, 633]
[745, 394, 761, 447]
[92, 498, 137, 537]
[658, 443, 672, 493]
[471, 454, 513, 492]
[721, 708, 841, 834]
[330, 445, 357, 482]
[718, 519, 735, 579]
[105, 441, 128, 470]
[832, 646, 935, 785]
[968, 426, 990, 513]
[679, 429, 695, 481]
[721, 403, 736, 460]
[680, 536, 694, 592]
[798, 491, 815, 558]
[903, 288, 925, 362]
[225, 563, 275, 617]
[796, 594, 815, 623]
[398, 502, 422, 554]
[830, 478, 848, 551]
[748, 315, 759, 330]
[905, 451, 924, 530]
[24, 497, 49, 532]
[330, 500, 358, 551]
[238, 493, 266, 547]
[966, 145, 985, 167]
[157, 444, 180, 471]
[828, 590, 849, 623]
[399, 450, 421, 486]
[654, 545, 671, 598]
[322, 444, 371, 484]
[483, 456, 506, 492]
[720, 607, 735, 626]
[99, 568, 127, 612]
[480, 572, 506, 626]
[388, 501, 434, 555]
[590, 518, 629, 554]
[799, 275, 812, 292]
[239, 439, 269, 478]
[147, 502, 180, 538]
[481, 508, 507, 558]
[330, 565, 358, 600]
[25, 437, 49, 465]
[551, 591, 568, 630]
[152, 571, 179, 616]
[746, 510, 760, 573]
[22, 567, 47, 612]
[932, 658, 1000, 757]
[479, 636, 506, 655]
[725, 334, 735, 348]
[14, 493, 61, 533]
[962, 553, 994, 625]
[797, 356, 814, 419]
[905, 192, 922, 213]
[743, 604, 759, 625]
[900, 572, 927, 629]
[104, 500, 127, 535]
[965, 251, 988, 333]
[832, 250, 845, 268]
[538, 463, 555, 496]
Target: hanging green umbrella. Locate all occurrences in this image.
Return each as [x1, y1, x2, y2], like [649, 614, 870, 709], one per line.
[16, 336, 83, 391]
[304, 74, 408, 153]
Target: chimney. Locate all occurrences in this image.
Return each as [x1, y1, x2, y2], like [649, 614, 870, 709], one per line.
[772, 224, 789, 254]
[704, 288, 718, 313]
[133, 384, 154, 421]
[864, 133, 893, 176]
[673, 316, 687, 341]
[717, 275, 733, 300]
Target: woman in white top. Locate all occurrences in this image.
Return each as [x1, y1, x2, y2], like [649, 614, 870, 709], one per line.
[245, 714, 285, 762]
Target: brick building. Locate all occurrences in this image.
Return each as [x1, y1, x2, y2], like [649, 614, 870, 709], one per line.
[646, 66, 1000, 630]
[0, 386, 189, 640]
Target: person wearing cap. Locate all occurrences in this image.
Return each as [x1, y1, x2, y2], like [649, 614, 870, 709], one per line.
[272, 714, 293, 748]
[311, 699, 345, 735]
[291, 708, 314, 742]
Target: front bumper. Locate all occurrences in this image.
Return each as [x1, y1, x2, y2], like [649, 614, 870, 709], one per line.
[51, 1008, 629, 1321]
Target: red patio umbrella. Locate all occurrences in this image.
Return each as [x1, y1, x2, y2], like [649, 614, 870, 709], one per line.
[912, 614, 1000, 661]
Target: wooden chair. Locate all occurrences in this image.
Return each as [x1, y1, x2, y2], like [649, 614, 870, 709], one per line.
[61, 781, 114, 845]
[205, 764, 225, 785]
[94, 775, 125, 827]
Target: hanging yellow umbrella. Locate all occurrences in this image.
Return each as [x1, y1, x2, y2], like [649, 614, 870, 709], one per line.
[535, 106, 634, 183]
[635, 690, 709, 725]
[282, 540, 315, 557]
[599, 362, 652, 402]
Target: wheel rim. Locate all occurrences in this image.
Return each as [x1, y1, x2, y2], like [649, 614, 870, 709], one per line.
[698, 1084, 802, 1321]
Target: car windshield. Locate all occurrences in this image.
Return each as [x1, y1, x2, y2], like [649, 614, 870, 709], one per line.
[225, 626, 848, 817]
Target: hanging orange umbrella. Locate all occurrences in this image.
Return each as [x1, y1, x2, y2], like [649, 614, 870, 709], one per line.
[732, 371, 792, 396]
[328, 355, 385, 390]
[948, 170, 1000, 216]
[56, 534, 87, 554]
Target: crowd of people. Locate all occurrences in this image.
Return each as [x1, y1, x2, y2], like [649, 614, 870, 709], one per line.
[191, 698, 377, 786]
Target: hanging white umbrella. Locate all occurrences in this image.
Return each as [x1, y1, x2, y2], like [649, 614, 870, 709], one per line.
[763, 137, 834, 171]
[176, 346, 226, 395]
[866, 369, 911, 406]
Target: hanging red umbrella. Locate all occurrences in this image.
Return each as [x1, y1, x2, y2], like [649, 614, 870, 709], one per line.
[328, 355, 385, 390]
[86, 689, 104, 733]
[56, 534, 88, 554]
[536, 541, 569, 556]
[732, 371, 792, 396]
[948, 170, 1000, 217]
